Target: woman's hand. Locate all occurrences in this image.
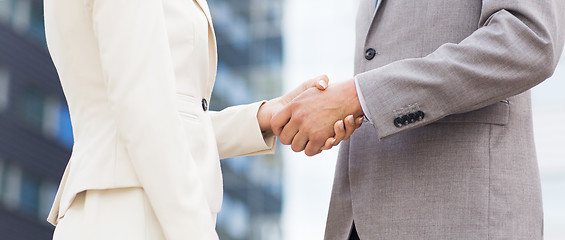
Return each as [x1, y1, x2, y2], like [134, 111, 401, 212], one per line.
[322, 115, 364, 151]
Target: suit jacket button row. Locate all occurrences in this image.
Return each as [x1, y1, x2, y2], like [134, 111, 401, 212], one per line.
[394, 111, 425, 128]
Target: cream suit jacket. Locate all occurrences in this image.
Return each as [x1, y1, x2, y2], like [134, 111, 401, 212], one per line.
[44, 0, 275, 239]
[325, 0, 565, 239]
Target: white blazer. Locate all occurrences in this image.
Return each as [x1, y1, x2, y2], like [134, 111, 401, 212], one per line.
[44, 0, 276, 239]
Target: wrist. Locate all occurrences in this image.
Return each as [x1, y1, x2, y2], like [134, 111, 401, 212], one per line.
[346, 78, 364, 117]
[257, 99, 279, 133]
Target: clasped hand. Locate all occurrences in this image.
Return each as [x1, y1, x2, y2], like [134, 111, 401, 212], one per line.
[260, 75, 364, 156]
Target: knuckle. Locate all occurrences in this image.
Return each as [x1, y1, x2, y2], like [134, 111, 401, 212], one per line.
[311, 132, 326, 143]
[293, 113, 306, 125]
[270, 118, 278, 128]
[288, 103, 301, 114]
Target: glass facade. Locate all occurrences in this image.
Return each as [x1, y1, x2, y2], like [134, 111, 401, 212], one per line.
[208, 0, 284, 239]
[0, 66, 9, 111]
[1, 0, 71, 238]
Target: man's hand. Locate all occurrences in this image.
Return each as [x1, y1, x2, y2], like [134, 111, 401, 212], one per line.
[256, 75, 330, 134]
[271, 78, 364, 156]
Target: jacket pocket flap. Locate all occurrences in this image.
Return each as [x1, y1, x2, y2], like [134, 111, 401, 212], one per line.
[176, 93, 200, 119]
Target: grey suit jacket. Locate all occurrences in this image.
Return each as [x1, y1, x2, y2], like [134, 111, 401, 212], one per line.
[325, 0, 565, 239]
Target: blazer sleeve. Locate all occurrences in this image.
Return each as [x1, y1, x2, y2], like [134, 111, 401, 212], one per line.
[89, 0, 218, 239]
[209, 101, 276, 159]
[356, 0, 565, 139]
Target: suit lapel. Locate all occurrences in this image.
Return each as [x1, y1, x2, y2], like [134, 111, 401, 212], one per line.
[375, 0, 383, 13]
[193, 0, 216, 41]
[192, 0, 218, 96]
[193, 0, 213, 29]
[360, 0, 383, 43]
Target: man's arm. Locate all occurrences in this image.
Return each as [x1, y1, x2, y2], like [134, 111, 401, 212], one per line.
[273, 0, 565, 145]
[357, 0, 565, 139]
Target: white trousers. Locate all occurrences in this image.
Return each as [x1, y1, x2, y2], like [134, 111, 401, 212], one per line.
[53, 188, 166, 240]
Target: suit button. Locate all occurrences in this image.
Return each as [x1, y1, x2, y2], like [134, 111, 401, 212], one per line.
[365, 48, 376, 60]
[394, 117, 404, 128]
[416, 111, 425, 121]
[408, 113, 417, 123]
[202, 98, 208, 111]
[401, 115, 410, 125]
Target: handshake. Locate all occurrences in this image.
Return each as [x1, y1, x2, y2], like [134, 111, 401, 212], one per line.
[258, 75, 365, 156]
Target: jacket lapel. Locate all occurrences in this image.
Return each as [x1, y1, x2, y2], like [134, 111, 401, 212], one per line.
[193, 0, 214, 30]
[375, 0, 383, 13]
[360, 0, 383, 43]
[192, 0, 218, 95]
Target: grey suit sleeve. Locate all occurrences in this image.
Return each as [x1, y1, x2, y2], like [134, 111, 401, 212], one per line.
[357, 0, 565, 139]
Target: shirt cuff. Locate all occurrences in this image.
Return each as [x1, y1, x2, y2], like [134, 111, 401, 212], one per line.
[355, 76, 373, 124]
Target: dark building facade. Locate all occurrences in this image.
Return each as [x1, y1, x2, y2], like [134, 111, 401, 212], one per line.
[0, 0, 283, 239]
[208, 0, 284, 239]
[0, 0, 72, 239]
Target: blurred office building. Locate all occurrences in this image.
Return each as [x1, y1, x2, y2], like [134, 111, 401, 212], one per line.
[208, 0, 284, 239]
[0, 0, 71, 239]
[0, 0, 283, 239]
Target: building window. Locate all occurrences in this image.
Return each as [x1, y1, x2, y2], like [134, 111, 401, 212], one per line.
[42, 98, 74, 148]
[20, 172, 41, 217]
[0, 0, 45, 46]
[28, 0, 45, 45]
[10, 0, 31, 33]
[0, 158, 5, 201]
[56, 104, 74, 148]
[217, 195, 250, 239]
[39, 181, 57, 221]
[1, 163, 21, 210]
[16, 87, 74, 148]
[0, 66, 9, 112]
[16, 87, 46, 130]
[0, 159, 58, 220]
[0, 0, 12, 23]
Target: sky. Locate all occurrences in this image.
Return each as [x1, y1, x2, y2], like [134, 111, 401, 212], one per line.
[280, 0, 565, 239]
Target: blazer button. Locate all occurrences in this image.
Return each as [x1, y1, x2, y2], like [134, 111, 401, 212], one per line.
[401, 115, 410, 125]
[408, 113, 417, 123]
[394, 117, 404, 128]
[416, 111, 425, 121]
[365, 48, 376, 60]
[202, 98, 208, 111]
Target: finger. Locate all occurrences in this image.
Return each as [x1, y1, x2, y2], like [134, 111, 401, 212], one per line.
[322, 137, 336, 150]
[314, 75, 329, 90]
[343, 115, 357, 141]
[304, 139, 325, 157]
[332, 120, 346, 146]
[305, 74, 329, 91]
[270, 106, 293, 136]
[279, 120, 299, 145]
[315, 79, 328, 90]
[355, 116, 364, 128]
[290, 131, 309, 152]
